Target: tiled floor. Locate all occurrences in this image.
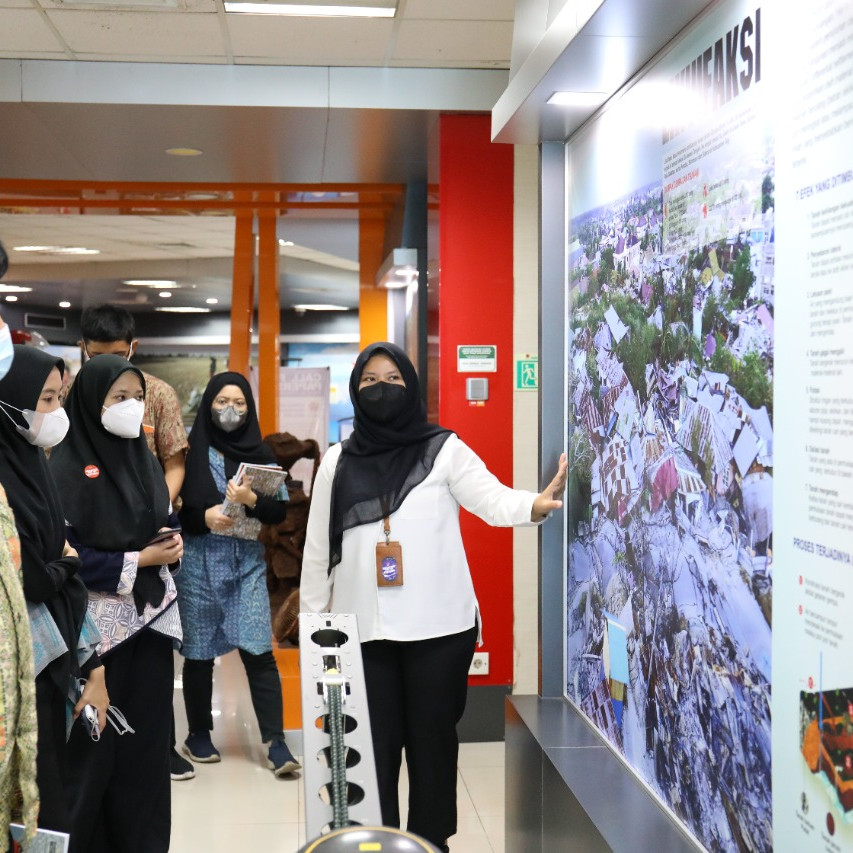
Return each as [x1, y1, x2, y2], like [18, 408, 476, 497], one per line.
[170, 650, 505, 852]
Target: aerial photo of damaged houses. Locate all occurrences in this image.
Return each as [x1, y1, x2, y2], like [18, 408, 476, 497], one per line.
[566, 173, 775, 851]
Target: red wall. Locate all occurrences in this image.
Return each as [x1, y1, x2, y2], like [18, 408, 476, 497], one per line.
[438, 114, 515, 687]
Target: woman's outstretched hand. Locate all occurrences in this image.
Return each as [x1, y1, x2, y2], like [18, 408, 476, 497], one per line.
[531, 452, 568, 522]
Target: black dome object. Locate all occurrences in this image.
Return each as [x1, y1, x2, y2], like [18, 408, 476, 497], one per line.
[298, 826, 442, 852]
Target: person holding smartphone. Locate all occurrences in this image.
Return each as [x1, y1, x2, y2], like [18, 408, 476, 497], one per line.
[49, 354, 183, 853]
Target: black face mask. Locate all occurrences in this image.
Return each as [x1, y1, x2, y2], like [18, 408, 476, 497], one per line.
[358, 382, 407, 424]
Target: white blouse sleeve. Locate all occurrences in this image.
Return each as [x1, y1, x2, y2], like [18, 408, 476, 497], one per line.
[443, 435, 539, 526]
[299, 445, 338, 613]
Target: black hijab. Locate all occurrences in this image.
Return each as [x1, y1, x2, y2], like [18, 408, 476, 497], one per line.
[328, 342, 452, 571]
[49, 354, 171, 551]
[180, 371, 276, 508]
[0, 345, 69, 587]
[0, 345, 88, 688]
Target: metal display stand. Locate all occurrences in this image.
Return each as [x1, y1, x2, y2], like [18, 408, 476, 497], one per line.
[299, 612, 382, 841]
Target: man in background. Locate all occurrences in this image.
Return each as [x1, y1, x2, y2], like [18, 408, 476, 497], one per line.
[75, 304, 195, 781]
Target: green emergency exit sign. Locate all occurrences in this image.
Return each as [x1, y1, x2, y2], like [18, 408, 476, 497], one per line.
[515, 355, 538, 390]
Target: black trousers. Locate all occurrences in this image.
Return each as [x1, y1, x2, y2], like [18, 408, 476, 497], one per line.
[66, 630, 173, 853]
[182, 648, 284, 742]
[361, 625, 478, 848]
[34, 669, 72, 834]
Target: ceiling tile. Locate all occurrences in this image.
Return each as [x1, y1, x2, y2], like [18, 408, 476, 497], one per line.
[0, 9, 67, 51]
[393, 20, 512, 65]
[45, 9, 225, 57]
[403, 0, 515, 22]
[227, 16, 393, 63]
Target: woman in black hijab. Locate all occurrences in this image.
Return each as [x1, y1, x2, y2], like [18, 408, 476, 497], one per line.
[49, 354, 183, 853]
[176, 372, 300, 776]
[0, 345, 108, 836]
[301, 342, 567, 852]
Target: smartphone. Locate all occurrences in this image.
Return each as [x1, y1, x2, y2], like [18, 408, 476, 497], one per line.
[146, 527, 182, 546]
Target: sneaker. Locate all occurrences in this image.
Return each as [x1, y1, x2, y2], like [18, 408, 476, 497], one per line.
[182, 731, 221, 763]
[266, 738, 301, 777]
[170, 748, 196, 780]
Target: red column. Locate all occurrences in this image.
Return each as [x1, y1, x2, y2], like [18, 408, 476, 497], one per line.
[438, 114, 515, 688]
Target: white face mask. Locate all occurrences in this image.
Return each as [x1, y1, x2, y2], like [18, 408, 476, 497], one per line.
[0, 402, 70, 448]
[0, 325, 13, 382]
[101, 398, 145, 439]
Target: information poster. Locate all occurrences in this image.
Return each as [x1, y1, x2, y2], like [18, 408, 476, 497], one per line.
[773, 0, 853, 849]
[563, 0, 853, 850]
[565, 2, 774, 850]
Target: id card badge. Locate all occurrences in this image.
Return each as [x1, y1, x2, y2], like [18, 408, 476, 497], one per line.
[376, 541, 404, 587]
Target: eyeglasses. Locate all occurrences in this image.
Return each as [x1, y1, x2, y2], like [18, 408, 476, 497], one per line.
[83, 343, 134, 360]
[212, 397, 248, 411]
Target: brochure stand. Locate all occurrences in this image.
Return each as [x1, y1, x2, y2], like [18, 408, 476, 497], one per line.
[298, 612, 381, 841]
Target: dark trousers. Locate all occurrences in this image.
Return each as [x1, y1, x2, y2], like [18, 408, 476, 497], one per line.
[361, 625, 478, 848]
[66, 630, 173, 853]
[182, 648, 284, 742]
[34, 670, 72, 834]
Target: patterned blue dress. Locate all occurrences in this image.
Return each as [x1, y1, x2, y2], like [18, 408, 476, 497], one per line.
[175, 448, 287, 660]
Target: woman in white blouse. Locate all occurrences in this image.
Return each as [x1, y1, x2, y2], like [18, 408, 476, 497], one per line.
[301, 342, 566, 853]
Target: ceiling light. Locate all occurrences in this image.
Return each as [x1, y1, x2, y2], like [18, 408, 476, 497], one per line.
[547, 91, 608, 107]
[58, 301, 71, 308]
[165, 148, 203, 156]
[159, 291, 172, 298]
[223, 0, 395, 15]
[278, 239, 295, 247]
[123, 280, 178, 288]
[291, 304, 349, 311]
[155, 306, 212, 313]
[0, 284, 33, 293]
[5, 295, 18, 302]
[205, 298, 219, 305]
[13, 245, 100, 255]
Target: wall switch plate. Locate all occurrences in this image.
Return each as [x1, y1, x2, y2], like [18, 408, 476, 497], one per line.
[469, 651, 489, 675]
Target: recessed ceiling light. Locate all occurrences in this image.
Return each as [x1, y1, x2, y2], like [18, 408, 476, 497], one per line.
[278, 239, 295, 247]
[4, 295, 18, 302]
[155, 306, 212, 313]
[546, 91, 608, 107]
[165, 148, 203, 157]
[205, 298, 219, 305]
[123, 280, 178, 288]
[159, 291, 172, 298]
[13, 245, 99, 255]
[292, 304, 349, 311]
[58, 301, 71, 308]
[224, 0, 395, 15]
[0, 284, 33, 293]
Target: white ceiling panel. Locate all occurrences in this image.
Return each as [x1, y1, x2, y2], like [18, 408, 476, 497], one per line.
[46, 9, 225, 57]
[403, 0, 515, 22]
[393, 19, 513, 65]
[0, 50, 69, 60]
[16, 103, 333, 182]
[0, 9, 65, 51]
[226, 16, 394, 63]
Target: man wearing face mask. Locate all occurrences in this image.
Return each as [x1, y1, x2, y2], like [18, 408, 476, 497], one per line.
[300, 342, 568, 853]
[71, 304, 194, 781]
